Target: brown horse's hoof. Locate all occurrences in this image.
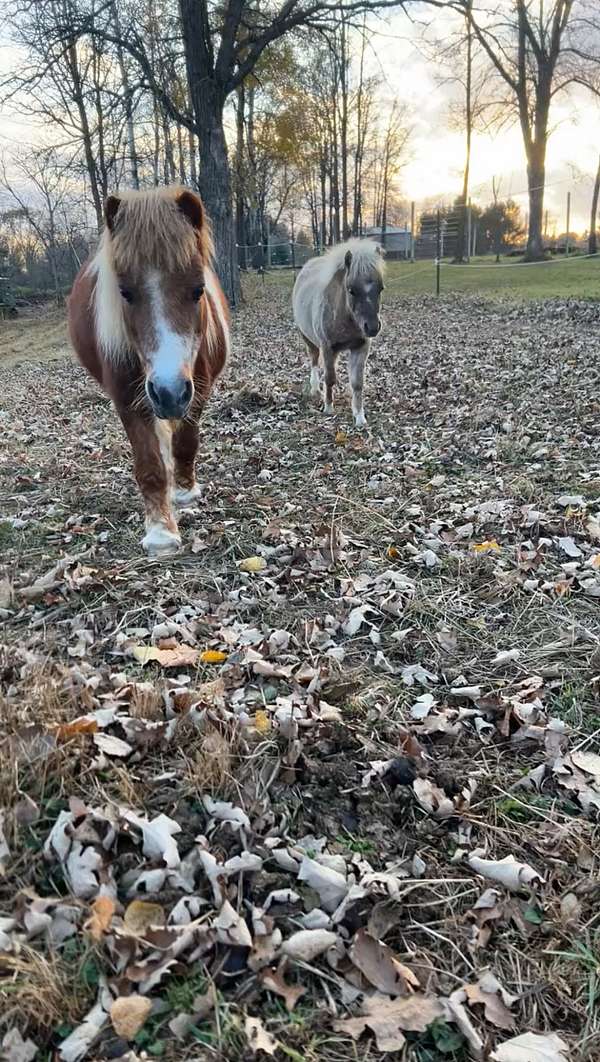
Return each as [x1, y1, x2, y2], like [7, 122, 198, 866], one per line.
[142, 523, 181, 556]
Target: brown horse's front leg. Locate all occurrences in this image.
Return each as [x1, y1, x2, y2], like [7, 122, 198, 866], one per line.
[172, 418, 202, 505]
[118, 408, 181, 555]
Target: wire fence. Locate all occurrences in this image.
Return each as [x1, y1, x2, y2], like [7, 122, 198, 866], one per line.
[239, 205, 600, 299]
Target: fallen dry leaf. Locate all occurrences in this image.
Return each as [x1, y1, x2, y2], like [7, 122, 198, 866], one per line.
[238, 555, 267, 573]
[350, 929, 419, 996]
[473, 539, 501, 552]
[123, 900, 165, 936]
[334, 993, 444, 1052]
[1, 1028, 38, 1062]
[200, 649, 228, 663]
[468, 851, 544, 892]
[490, 1031, 571, 1062]
[464, 970, 517, 1029]
[0, 812, 9, 874]
[244, 1015, 278, 1056]
[570, 749, 600, 780]
[281, 928, 337, 961]
[93, 732, 133, 758]
[254, 709, 271, 734]
[59, 984, 112, 1061]
[54, 717, 98, 742]
[85, 896, 116, 942]
[110, 995, 152, 1039]
[132, 643, 199, 667]
[259, 966, 306, 1011]
[297, 854, 347, 912]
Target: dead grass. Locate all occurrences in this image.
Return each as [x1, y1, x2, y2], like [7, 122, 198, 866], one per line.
[0, 291, 599, 1059]
[0, 945, 94, 1034]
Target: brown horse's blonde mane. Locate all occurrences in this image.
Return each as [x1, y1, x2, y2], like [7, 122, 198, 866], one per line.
[89, 186, 214, 359]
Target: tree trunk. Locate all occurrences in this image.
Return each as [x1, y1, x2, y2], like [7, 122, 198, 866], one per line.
[179, 0, 240, 305]
[195, 94, 238, 303]
[339, 15, 349, 239]
[235, 83, 247, 271]
[188, 129, 198, 187]
[66, 41, 103, 230]
[525, 145, 546, 259]
[454, 1, 472, 263]
[152, 97, 161, 185]
[162, 110, 177, 183]
[112, 0, 140, 189]
[320, 149, 327, 249]
[176, 122, 186, 184]
[589, 153, 600, 255]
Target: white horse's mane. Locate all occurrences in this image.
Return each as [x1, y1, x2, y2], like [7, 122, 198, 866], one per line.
[318, 238, 384, 284]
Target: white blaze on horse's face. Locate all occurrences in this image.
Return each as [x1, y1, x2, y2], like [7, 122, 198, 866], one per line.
[144, 270, 197, 420]
[344, 250, 383, 340]
[346, 277, 383, 339]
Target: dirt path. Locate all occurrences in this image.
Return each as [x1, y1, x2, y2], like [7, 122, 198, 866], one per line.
[1, 289, 599, 1061]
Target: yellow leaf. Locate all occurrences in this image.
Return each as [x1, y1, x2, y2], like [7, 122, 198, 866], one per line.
[132, 644, 199, 668]
[335, 430, 347, 446]
[85, 896, 116, 941]
[387, 545, 399, 559]
[123, 900, 165, 936]
[200, 649, 228, 664]
[472, 540, 501, 553]
[254, 710, 271, 734]
[111, 995, 152, 1039]
[239, 556, 266, 573]
[591, 554, 600, 568]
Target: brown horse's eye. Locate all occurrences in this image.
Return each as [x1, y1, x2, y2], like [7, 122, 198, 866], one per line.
[192, 286, 204, 302]
[119, 287, 134, 303]
[348, 287, 356, 297]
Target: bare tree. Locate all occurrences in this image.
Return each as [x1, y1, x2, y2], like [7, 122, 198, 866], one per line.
[589, 153, 600, 255]
[0, 146, 86, 300]
[455, 0, 600, 260]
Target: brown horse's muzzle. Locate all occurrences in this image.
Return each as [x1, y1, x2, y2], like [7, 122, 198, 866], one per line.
[146, 376, 193, 419]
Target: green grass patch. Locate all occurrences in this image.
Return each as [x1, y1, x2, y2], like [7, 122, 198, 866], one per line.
[247, 254, 600, 301]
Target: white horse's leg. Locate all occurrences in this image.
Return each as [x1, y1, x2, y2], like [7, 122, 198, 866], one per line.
[309, 345, 321, 398]
[322, 346, 337, 414]
[349, 341, 370, 428]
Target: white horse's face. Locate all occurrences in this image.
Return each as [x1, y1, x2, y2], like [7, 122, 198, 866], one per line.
[344, 250, 383, 338]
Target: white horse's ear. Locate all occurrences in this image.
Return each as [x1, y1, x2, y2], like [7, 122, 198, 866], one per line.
[344, 250, 353, 271]
[105, 195, 121, 233]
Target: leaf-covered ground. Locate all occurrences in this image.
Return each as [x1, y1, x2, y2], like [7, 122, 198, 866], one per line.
[0, 286, 599, 1062]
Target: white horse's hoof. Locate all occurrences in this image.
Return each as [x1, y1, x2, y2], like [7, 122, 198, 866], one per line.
[142, 523, 181, 556]
[324, 403, 334, 415]
[354, 412, 367, 429]
[173, 483, 202, 506]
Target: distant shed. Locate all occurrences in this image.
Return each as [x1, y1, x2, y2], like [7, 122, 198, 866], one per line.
[364, 226, 412, 259]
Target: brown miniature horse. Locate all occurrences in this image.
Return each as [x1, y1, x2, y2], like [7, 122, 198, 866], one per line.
[68, 186, 229, 556]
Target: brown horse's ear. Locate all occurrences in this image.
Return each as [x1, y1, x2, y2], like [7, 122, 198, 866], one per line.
[105, 195, 121, 232]
[177, 189, 205, 231]
[344, 249, 353, 271]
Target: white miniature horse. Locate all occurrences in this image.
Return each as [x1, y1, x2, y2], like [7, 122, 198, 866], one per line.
[292, 239, 384, 427]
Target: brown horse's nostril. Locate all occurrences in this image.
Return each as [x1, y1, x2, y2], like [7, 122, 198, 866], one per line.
[180, 379, 193, 406]
[147, 377, 193, 418]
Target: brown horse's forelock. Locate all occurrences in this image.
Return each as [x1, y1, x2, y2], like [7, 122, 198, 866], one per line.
[108, 188, 214, 275]
[89, 187, 215, 360]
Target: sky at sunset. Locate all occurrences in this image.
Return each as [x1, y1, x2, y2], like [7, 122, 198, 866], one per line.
[0, 7, 598, 234]
[368, 11, 598, 233]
